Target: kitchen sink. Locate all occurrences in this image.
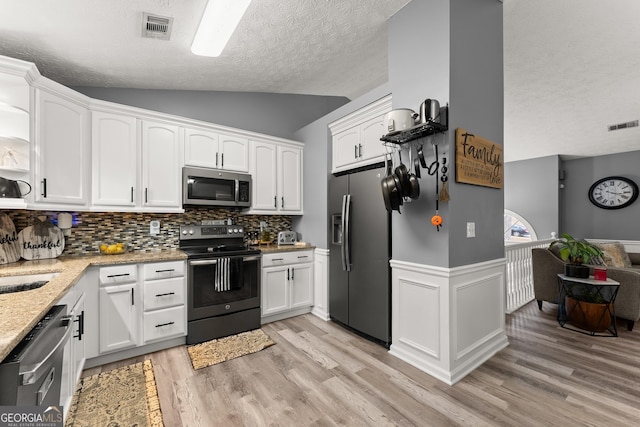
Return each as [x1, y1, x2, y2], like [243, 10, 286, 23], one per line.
[0, 272, 60, 294]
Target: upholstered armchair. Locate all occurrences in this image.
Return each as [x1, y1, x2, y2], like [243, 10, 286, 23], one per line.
[531, 247, 640, 331]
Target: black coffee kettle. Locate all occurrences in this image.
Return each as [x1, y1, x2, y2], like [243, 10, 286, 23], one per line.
[0, 177, 31, 198]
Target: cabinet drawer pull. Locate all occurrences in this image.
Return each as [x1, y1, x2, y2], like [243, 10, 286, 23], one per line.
[154, 269, 175, 273]
[107, 273, 130, 278]
[297, 255, 308, 259]
[155, 292, 175, 297]
[271, 258, 284, 262]
[155, 321, 175, 328]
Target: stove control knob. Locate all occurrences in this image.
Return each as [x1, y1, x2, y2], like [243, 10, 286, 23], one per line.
[238, 227, 243, 234]
[182, 229, 188, 235]
[233, 228, 239, 234]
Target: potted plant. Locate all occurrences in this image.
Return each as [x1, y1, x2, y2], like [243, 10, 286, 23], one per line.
[548, 233, 603, 278]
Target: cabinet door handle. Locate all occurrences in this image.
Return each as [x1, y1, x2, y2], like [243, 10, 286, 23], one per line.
[107, 273, 130, 278]
[41, 178, 47, 198]
[358, 144, 362, 158]
[281, 197, 284, 208]
[221, 153, 224, 168]
[274, 195, 277, 208]
[155, 321, 175, 328]
[145, 188, 148, 203]
[131, 288, 135, 306]
[216, 152, 219, 167]
[155, 292, 175, 297]
[73, 310, 85, 340]
[291, 267, 294, 280]
[354, 144, 358, 159]
[287, 268, 290, 281]
[131, 186, 134, 203]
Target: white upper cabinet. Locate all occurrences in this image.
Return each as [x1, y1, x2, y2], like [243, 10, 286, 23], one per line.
[278, 144, 302, 213]
[92, 111, 137, 207]
[249, 139, 303, 215]
[34, 89, 90, 207]
[91, 111, 183, 212]
[250, 140, 278, 211]
[184, 127, 248, 172]
[141, 120, 183, 209]
[218, 133, 249, 172]
[330, 94, 392, 174]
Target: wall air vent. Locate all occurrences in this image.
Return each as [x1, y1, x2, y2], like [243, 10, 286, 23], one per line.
[608, 120, 639, 131]
[142, 12, 173, 40]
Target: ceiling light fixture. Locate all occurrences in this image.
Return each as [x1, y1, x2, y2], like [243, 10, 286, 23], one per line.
[191, 0, 252, 57]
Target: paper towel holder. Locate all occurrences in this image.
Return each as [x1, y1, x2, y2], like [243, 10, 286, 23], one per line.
[57, 212, 73, 236]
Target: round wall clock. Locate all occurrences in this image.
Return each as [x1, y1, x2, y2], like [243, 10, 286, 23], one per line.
[588, 176, 639, 209]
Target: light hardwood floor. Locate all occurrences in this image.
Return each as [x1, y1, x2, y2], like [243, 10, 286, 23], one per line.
[84, 302, 640, 426]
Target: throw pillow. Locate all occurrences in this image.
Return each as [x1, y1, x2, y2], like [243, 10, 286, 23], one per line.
[594, 242, 632, 268]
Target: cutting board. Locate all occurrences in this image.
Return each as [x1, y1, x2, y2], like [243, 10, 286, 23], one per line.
[18, 219, 65, 260]
[0, 213, 20, 264]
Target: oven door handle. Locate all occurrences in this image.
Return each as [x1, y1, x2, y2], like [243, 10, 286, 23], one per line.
[243, 255, 261, 262]
[189, 259, 218, 266]
[20, 316, 72, 386]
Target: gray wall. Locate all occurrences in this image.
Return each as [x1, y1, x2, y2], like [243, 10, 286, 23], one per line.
[388, 0, 504, 267]
[504, 155, 560, 239]
[72, 87, 348, 141]
[560, 150, 640, 240]
[296, 0, 504, 269]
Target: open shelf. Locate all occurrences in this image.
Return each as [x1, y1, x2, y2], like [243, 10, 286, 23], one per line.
[380, 106, 448, 145]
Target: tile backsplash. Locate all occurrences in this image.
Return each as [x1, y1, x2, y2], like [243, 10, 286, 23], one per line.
[5, 208, 292, 257]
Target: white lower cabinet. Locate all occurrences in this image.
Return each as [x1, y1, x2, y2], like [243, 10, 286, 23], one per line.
[99, 264, 139, 353]
[59, 272, 89, 415]
[97, 261, 186, 355]
[142, 261, 186, 344]
[262, 250, 314, 321]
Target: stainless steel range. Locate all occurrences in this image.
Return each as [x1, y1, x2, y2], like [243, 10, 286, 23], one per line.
[180, 223, 261, 344]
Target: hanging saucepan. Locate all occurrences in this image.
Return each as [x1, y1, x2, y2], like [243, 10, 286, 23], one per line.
[418, 143, 427, 168]
[407, 147, 420, 200]
[394, 149, 411, 197]
[380, 153, 403, 213]
[413, 146, 422, 179]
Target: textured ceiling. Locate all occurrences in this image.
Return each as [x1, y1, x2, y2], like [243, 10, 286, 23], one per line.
[0, 0, 410, 100]
[1, 0, 638, 162]
[504, 0, 640, 162]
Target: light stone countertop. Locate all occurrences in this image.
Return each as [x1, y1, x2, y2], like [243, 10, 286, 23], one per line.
[251, 244, 315, 253]
[0, 250, 187, 361]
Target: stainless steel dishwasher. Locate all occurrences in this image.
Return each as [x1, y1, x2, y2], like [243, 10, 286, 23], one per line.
[0, 305, 71, 406]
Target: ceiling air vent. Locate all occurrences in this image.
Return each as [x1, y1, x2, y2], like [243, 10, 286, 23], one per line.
[142, 12, 173, 40]
[608, 120, 639, 131]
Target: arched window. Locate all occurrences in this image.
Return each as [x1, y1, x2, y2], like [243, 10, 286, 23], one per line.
[504, 209, 537, 243]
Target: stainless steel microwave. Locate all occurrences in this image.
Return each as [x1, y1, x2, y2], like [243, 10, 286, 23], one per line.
[183, 167, 252, 208]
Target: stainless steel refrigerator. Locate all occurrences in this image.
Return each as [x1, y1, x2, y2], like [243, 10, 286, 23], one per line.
[329, 166, 391, 346]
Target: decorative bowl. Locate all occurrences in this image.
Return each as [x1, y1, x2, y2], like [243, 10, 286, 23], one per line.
[99, 243, 127, 255]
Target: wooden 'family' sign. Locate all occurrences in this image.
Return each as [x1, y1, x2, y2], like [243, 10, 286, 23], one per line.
[455, 128, 503, 189]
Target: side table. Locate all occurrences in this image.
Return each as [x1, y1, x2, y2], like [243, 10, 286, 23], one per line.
[557, 274, 620, 337]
